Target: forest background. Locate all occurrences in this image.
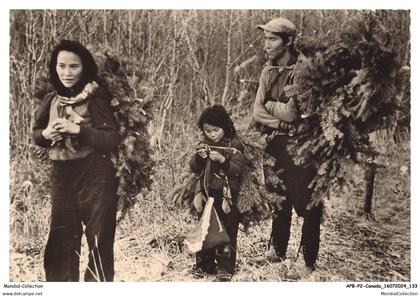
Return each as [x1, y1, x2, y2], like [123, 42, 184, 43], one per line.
[8, 9, 412, 283]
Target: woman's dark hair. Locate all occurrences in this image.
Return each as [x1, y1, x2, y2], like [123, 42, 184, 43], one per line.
[49, 39, 98, 96]
[198, 105, 236, 139]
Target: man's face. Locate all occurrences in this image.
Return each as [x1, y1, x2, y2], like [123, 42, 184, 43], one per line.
[264, 31, 288, 61]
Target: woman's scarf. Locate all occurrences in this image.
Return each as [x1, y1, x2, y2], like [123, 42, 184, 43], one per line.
[57, 81, 99, 106]
[51, 81, 99, 154]
[56, 81, 99, 124]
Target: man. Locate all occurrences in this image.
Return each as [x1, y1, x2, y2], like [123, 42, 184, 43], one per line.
[253, 17, 323, 271]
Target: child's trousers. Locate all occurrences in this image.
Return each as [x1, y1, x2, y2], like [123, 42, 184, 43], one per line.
[44, 153, 118, 282]
[195, 189, 240, 275]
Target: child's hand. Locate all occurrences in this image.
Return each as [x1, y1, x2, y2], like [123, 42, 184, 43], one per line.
[209, 151, 226, 163]
[196, 149, 208, 159]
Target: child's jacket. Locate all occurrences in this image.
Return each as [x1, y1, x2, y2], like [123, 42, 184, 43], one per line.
[189, 136, 245, 199]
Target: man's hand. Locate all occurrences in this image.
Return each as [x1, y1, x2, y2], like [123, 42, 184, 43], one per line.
[285, 98, 297, 115]
[263, 98, 297, 122]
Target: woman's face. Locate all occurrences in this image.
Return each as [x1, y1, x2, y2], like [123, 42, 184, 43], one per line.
[203, 123, 225, 143]
[264, 30, 288, 61]
[56, 50, 83, 89]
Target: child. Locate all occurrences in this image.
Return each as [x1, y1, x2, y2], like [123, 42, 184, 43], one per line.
[189, 105, 245, 281]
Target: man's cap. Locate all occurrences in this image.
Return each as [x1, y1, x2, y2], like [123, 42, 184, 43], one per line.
[257, 17, 297, 36]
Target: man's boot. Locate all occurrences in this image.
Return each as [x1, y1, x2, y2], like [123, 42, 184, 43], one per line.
[251, 237, 286, 263]
[301, 242, 318, 271]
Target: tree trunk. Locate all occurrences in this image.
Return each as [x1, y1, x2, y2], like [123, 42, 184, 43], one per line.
[364, 162, 377, 215]
[221, 10, 234, 106]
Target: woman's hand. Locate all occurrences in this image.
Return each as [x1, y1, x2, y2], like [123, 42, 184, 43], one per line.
[51, 118, 80, 135]
[41, 126, 63, 142]
[209, 151, 226, 163]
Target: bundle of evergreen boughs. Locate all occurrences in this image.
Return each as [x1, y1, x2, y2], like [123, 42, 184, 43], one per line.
[95, 52, 155, 218]
[285, 12, 403, 205]
[236, 131, 286, 228]
[166, 129, 285, 228]
[167, 172, 199, 209]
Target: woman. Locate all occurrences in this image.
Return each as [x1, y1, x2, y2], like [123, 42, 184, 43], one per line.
[253, 17, 323, 271]
[33, 40, 121, 282]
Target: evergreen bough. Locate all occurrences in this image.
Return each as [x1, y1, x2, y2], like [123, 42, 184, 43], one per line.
[286, 12, 406, 206]
[96, 52, 155, 219]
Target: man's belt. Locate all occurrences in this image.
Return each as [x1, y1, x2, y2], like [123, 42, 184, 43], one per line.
[266, 130, 286, 142]
[261, 121, 297, 140]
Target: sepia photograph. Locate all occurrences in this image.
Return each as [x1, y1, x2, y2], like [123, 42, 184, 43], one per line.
[5, 5, 415, 294]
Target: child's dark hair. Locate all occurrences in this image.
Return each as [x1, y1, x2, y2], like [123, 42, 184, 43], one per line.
[49, 39, 98, 96]
[198, 105, 236, 139]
